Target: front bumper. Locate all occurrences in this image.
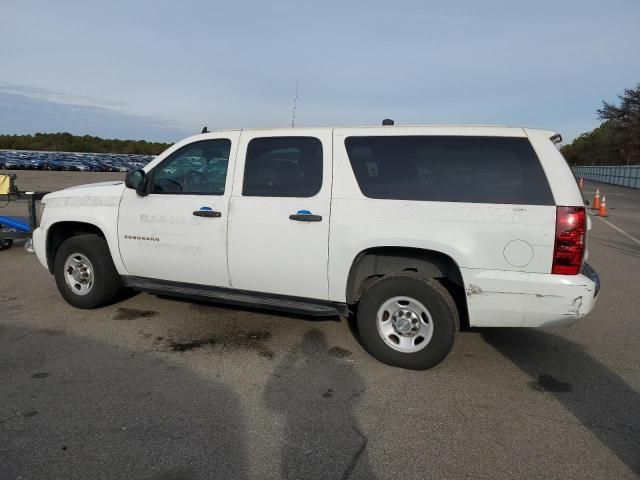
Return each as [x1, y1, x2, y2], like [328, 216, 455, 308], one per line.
[32, 227, 48, 271]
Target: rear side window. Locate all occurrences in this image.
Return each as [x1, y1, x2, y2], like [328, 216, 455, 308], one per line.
[344, 136, 554, 205]
[243, 137, 323, 197]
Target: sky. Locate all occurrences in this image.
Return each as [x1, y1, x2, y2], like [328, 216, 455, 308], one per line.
[1, 0, 639, 143]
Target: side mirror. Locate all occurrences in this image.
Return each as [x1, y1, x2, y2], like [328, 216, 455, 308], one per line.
[125, 169, 148, 196]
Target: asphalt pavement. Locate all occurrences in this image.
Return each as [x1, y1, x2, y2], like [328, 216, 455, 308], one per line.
[1, 172, 639, 479]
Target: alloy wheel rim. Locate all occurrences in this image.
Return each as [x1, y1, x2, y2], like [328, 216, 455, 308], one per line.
[376, 296, 434, 353]
[63, 253, 95, 296]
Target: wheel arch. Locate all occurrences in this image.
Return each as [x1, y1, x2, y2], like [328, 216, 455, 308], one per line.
[46, 221, 107, 273]
[345, 246, 469, 328]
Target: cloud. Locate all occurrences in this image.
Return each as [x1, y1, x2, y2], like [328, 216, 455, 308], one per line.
[0, 85, 189, 142]
[0, 81, 127, 109]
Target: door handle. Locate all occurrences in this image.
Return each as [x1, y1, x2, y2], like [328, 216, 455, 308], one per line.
[289, 213, 322, 222]
[193, 210, 222, 218]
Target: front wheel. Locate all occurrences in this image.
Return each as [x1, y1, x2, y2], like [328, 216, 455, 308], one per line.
[54, 234, 122, 308]
[357, 274, 458, 370]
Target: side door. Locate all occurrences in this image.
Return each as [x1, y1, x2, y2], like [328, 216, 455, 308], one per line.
[227, 129, 332, 299]
[117, 133, 240, 286]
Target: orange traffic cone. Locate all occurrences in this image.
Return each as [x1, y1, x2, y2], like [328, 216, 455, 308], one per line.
[599, 194, 608, 217]
[592, 188, 600, 210]
[579, 176, 584, 191]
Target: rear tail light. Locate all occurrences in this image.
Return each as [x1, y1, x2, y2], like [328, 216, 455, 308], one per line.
[552, 206, 586, 275]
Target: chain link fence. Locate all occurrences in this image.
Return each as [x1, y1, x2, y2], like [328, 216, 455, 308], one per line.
[572, 165, 640, 189]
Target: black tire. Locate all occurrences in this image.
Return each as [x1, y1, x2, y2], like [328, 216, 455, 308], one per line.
[54, 234, 122, 309]
[357, 274, 458, 370]
[0, 238, 13, 251]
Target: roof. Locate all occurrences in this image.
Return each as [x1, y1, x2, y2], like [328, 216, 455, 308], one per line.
[181, 125, 558, 144]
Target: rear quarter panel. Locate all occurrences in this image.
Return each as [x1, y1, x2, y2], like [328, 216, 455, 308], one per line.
[329, 127, 558, 305]
[327, 126, 597, 327]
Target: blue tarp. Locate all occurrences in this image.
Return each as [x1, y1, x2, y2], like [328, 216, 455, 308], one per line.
[0, 216, 31, 232]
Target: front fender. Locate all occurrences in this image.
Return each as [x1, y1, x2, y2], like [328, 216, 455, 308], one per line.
[42, 195, 128, 275]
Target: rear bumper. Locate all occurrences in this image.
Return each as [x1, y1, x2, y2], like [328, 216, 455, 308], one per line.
[581, 262, 600, 297]
[462, 263, 600, 327]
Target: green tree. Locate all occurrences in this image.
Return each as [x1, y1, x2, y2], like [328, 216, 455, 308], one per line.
[597, 84, 640, 165]
[561, 83, 639, 166]
[0, 132, 173, 155]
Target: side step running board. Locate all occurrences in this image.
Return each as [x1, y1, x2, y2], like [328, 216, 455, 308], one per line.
[123, 276, 348, 317]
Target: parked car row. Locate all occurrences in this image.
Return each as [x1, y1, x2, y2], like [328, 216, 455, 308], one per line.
[0, 150, 153, 172]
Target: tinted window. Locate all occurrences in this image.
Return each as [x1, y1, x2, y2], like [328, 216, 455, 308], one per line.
[344, 136, 554, 205]
[243, 137, 323, 197]
[151, 139, 231, 194]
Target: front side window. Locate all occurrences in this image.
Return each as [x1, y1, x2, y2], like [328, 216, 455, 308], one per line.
[344, 136, 554, 205]
[242, 137, 323, 197]
[151, 139, 231, 194]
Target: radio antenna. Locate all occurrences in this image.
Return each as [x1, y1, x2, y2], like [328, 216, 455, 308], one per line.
[290, 80, 299, 128]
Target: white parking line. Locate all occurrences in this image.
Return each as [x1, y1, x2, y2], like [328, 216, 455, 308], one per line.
[595, 216, 640, 246]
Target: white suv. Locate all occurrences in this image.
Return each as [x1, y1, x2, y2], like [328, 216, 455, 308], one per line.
[32, 124, 600, 369]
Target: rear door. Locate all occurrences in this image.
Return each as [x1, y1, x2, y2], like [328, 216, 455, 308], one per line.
[227, 129, 332, 299]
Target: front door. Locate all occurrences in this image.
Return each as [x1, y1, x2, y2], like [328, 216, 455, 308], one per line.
[227, 130, 332, 299]
[117, 133, 239, 286]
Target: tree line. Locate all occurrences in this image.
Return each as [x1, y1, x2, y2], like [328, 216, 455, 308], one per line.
[561, 84, 640, 166]
[0, 132, 172, 155]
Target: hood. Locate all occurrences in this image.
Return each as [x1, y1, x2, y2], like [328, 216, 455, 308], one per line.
[42, 181, 125, 205]
[65, 181, 124, 190]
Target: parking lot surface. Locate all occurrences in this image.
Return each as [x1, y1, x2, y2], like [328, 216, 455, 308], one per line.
[1, 173, 639, 479]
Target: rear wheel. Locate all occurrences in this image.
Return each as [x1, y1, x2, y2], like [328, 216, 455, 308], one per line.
[357, 274, 458, 370]
[54, 234, 122, 308]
